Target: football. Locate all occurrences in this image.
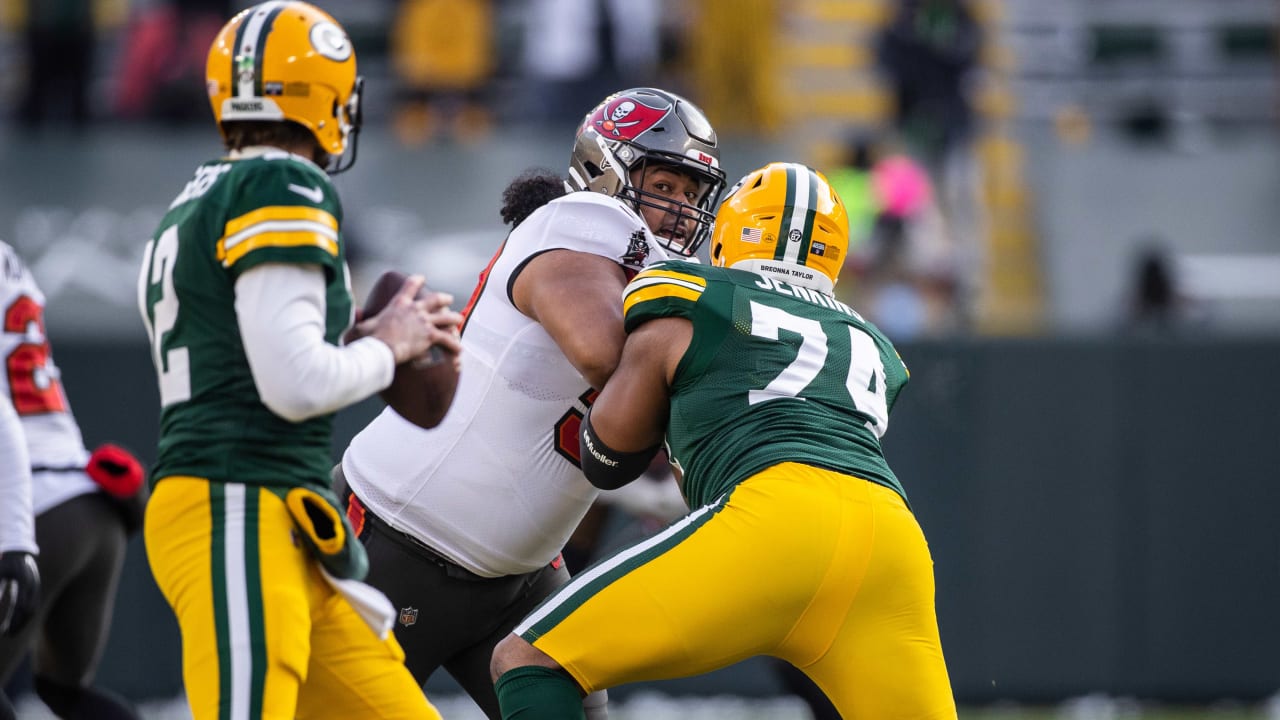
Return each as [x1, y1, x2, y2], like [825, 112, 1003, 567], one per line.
[345, 270, 459, 429]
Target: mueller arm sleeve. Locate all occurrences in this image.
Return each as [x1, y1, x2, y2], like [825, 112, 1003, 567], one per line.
[578, 408, 659, 491]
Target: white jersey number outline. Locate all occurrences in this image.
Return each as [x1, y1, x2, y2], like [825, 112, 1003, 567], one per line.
[139, 225, 191, 406]
[746, 300, 889, 434]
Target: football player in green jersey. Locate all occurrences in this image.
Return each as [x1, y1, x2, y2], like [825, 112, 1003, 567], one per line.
[136, 3, 458, 719]
[491, 162, 957, 719]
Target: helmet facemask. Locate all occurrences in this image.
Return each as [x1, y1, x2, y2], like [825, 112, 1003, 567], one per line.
[568, 87, 725, 257]
[614, 146, 725, 257]
[328, 76, 363, 174]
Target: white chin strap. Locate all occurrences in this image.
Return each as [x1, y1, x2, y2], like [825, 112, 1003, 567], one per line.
[732, 259, 835, 295]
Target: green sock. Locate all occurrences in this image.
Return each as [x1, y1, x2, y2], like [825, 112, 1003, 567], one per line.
[494, 666, 586, 720]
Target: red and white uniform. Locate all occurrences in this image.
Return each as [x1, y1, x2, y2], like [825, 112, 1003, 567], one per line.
[342, 193, 669, 577]
[0, 241, 92, 555]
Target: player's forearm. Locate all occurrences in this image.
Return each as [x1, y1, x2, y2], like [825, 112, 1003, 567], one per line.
[236, 263, 395, 422]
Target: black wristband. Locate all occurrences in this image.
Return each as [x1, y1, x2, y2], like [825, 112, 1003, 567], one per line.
[579, 409, 659, 490]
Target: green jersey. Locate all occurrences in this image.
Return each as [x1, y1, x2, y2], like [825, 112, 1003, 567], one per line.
[138, 150, 352, 490]
[622, 261, 909, 509]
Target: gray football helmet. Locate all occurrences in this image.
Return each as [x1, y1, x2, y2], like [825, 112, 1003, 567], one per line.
[568, 88, 726, 257]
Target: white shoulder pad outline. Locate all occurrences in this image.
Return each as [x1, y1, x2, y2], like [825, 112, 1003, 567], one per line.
[509, 193, 663, 269]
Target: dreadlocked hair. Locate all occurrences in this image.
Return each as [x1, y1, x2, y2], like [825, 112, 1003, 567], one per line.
[500, 168, 568, 228]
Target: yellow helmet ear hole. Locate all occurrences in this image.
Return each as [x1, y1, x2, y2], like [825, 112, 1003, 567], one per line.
[712, 242, 723, 263]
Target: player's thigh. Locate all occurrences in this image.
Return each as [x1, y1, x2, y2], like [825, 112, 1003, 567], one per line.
[357, 519, 489, 680]
[0, 494, 96, 682]
[523, 469, 839, 692]
[34, 493, 128, 684]
[0, 621, 37, 684]
[146, 478, 316, 720]
[442, 562, 569, 718]
[807, 483, 955, 720]
[297, 594, 441, 720]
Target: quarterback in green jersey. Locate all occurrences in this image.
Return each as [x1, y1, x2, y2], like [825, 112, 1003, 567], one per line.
[492, 162, 957, 719]
[136, 3, 458, 719]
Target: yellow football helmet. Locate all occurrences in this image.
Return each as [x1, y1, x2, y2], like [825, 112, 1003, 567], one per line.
[206, 1, 363, 170]
[710, 162, 849, 294]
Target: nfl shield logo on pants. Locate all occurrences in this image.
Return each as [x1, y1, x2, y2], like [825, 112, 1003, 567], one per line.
[399, 607, 419, 627]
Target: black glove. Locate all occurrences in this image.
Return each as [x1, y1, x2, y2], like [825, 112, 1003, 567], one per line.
[0, 551, 40, 636]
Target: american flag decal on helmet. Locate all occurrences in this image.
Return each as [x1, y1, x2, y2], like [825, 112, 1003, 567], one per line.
[740, 227, 762, 243]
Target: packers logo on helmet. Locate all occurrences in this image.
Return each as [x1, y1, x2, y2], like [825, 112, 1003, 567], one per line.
[206, 1, 363, 168]
[711, 162, 850, 294]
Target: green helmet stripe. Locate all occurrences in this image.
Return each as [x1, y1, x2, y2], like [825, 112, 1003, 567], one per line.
[775, 164, 798, 261]
[776, 163, 818, 265]
[233, 2, 288, 98]
[230, 12, 250, 95]
[796, 164, 819, 263]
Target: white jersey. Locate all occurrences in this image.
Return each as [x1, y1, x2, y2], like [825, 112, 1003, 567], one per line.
[0, 242, 93, 553]
[343, 193, 670, 577]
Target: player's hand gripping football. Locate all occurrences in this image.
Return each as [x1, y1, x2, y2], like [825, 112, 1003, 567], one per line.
[354, 274, 463, 367]
[345, 271, 463, 428]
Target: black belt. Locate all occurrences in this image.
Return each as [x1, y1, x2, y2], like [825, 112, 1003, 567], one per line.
[345, 489, 491, 582]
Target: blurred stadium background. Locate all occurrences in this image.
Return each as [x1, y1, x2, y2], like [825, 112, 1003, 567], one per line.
[2, 0, 1278, 718]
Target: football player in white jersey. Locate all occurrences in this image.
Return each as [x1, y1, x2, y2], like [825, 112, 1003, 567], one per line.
[334, 87, 725, 719]
[0, 241, 145, 720]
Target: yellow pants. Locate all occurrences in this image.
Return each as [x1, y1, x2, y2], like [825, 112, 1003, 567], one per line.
[145, 476, 441, 720]
[522, 463, 956, 720]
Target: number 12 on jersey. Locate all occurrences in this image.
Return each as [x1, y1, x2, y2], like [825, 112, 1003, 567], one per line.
[139, 225, 191, 407]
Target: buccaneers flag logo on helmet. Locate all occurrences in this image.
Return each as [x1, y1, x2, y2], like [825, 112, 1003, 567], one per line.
[589, 96, 671, 140]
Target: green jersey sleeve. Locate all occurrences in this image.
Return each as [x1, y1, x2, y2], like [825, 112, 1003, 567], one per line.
[621, 260, 709, 332]
[217, 157, 343, 279]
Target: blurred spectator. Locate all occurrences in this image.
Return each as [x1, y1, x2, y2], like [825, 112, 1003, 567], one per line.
[875, 0, 985, 331]
[875, 0, 981, 170]
[825, 135, 880, 255]
[685, 0, 781, 135]
[113, 1, 228, 122]
[16, 0, 95, 129]
[516, 0, 662, 127]
[835, 141, 961, 339]
[602, 0, 663, 87]
[1123, 241, 1201, 335]
[390, 0, 494, 145]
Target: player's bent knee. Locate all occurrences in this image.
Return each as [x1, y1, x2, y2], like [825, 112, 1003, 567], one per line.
[491, 633, 561, 682]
